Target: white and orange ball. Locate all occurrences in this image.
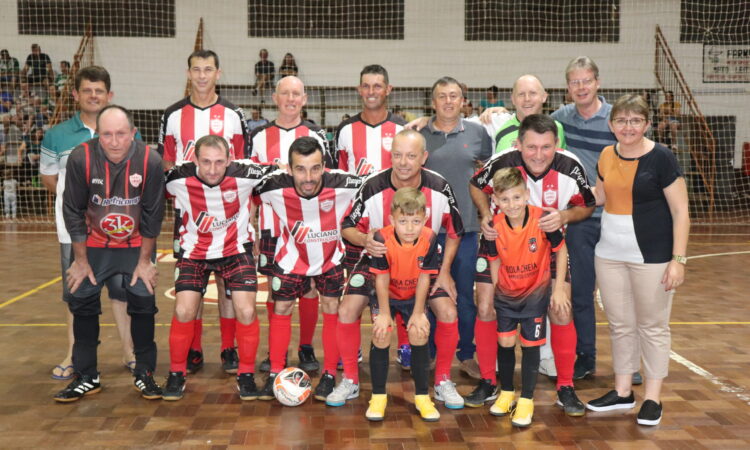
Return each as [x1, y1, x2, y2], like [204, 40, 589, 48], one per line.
[273, 367, 312, 406]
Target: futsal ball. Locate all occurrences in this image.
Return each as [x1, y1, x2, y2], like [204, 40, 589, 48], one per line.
[273, 367, 312, 406]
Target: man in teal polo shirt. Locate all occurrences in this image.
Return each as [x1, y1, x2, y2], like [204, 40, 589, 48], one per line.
[40, 66, 141, 381]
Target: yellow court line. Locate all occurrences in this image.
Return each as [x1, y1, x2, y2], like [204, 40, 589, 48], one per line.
[1, 321, 749, 327]
[0, 276, 61, 309]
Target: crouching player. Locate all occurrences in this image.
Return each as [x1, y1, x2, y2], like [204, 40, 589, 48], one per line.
[367, 187, 448, 422]
[484, 167, 570, 427]
[163, 135, 275, 401]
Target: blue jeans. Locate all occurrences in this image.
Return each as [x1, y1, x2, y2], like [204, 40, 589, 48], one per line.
[437, 232, 478, 361]
[566, 216, 600, 358]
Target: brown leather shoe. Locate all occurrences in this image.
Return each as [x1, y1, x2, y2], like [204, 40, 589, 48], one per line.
[459, 358, 481, 380]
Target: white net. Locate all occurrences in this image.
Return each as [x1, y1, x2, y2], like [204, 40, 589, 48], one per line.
[1, 0, 748, 225]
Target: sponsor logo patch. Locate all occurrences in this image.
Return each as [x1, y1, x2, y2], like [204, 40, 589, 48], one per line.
[99, 213, 135, 240]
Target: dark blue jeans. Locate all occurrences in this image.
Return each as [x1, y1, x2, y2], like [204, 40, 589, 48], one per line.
[566, 216, 600, 359]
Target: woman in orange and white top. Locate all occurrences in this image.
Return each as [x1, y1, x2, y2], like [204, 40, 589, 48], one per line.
[585, 94, 689, 426]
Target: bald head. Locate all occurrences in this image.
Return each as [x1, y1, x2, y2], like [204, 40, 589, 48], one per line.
[276, 76, 305, 95]
[511, 74, 548, 120]
[274, 76, 308, 123]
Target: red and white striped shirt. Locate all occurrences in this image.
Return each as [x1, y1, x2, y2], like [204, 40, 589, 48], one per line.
[335, 112, 406, 175]
[255, 170, 363, 276]
[166, 161, 274, 260]
[342, 168, 464, 239]
[158, 97, 249, 164]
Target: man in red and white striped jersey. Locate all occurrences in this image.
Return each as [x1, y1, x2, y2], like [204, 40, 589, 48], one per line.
[163, 135, 275, 401]
[253, 136, 362, 402]
[250, 75, 331, 373]
[158, 50, 251, 376]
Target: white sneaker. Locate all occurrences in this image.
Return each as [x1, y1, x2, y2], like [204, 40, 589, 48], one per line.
[434, 379, 464, 409]
[325, 377, 359, 407]
[538, 357, 557, 378]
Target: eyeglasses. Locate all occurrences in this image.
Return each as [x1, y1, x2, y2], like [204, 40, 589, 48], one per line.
[567, 78, 595, 88]
[612, 117, 647, 128]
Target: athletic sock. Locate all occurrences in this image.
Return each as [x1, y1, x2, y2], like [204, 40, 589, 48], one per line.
[269, 313, 292, 373]
[434, 320, 459, 383]
[298, 295, 319, 347]
[236, 318, 260, 374]
[72, 314, 99, 377]
[369, 345, 390, 395]
[521, 345, 540, 399]
[337, 319, 361, 383]
[498, 345, 516, 392]
[411, 344, 430, 395]
[475, 318, 498, 383]
[169, 317, 194, 373]
[395, 312, 409, 347]
[219, 317, 236, 351]
[190, 318, 203, 351]
[551, 322, 577, 389]
[322, 313, 339, 374]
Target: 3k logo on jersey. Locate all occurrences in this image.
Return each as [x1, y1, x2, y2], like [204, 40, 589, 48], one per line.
[291, 221, 339, 244]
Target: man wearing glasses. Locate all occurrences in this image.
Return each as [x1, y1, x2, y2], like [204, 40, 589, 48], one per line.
[551, 57, 642, 385]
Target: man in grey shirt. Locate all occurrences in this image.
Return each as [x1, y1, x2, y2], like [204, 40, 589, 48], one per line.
[421, 76, 493, 380]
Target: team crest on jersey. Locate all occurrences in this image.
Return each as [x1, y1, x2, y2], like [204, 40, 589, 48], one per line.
[223, 190, 238, 203]
[100, 213, 135, 240]
[291, 220, 339, 244]
[528, 237, 538, 253]
[319, 199, 334, 212]
[543, 189, 557, 206]
[210, 116, 224, 134]
[382, 136, 393, 152]
[129, 173, 142, 188]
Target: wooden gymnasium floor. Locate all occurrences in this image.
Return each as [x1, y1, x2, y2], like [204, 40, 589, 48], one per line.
[1, 223, 749, 449]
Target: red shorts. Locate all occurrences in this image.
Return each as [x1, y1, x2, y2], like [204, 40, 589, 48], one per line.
[270, 264, 345, 301]
[175, 252, 258, 294]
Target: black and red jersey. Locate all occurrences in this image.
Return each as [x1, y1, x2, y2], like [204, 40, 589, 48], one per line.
[254, 169, 362, 276]
[342, 168, 464, 239]
[63, 138, 164, 248]
[165, 161, 275, 260]
[158, 96, 249, 164]
[335, 112, 406, 175]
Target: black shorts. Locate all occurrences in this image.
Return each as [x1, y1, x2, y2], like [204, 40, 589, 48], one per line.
[257, 231, 277, 276]
[497, 313, 547, 347]
[344, 256, 448, 299]
[342, 240, 364, 274]
[476, 250, 570, 284]
[175, 251, 257, 294]
[369, 297, 424, 326]
[270, 264, 345, 301]
[60, 243, 126, 302]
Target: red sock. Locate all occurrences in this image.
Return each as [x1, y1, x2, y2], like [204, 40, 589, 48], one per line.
[322, 313, 339, 375]
[337, 319, 361, 383]
[395, 312, 409, 348]
[169, 317, 194, 373]
[190, 318, 202, 351]
[219, 317, 236, 351]
[236, 318, 260, 374]
[551, 322, 577, 389]
[269, 313, 292, 373]
[298, 295, 319, 347]
[475, 318, 498, 383]
[266, 299, 274, 322]
[434, 320, 459, 384]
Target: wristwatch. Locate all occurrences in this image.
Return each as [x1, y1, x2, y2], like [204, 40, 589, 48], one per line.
[672, 254, 687, 265]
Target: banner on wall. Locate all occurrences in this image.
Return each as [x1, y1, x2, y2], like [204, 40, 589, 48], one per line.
[703, 44, 750, 83]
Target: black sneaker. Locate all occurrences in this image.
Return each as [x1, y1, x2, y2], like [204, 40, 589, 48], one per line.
[186, 349, 204, 374]
[237, 373, 259, 401]
[555, 386, 585, 416]
[133, 371, 163, 400]
[586, 390, 636, 412]
[221, 347, 239, 374]
[163, 372, 186, 401]
[632, 371, 643, 385]
[314, 372, 336, 401]
[259, 352, 287, 373]
[636, 399, 662, 426]
[464, 379, 498, 407]
[573, 353, 596, 380]
[298, 345, 320, 373]
[54, 373, 101, 403]
[258, 373, 277, 401]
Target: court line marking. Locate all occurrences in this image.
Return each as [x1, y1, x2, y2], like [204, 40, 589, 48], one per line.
[0, 277, 61, 309]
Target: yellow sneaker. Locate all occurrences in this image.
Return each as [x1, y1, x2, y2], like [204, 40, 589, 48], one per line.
[489, 390, 515, 416]
[511, 397, 534, 427]
[414, 394, 440, 422]
[365, 394, 387, 421]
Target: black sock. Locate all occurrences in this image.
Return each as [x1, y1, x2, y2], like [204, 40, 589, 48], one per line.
[370, 345, 390, 394]
[498, 345, 515, 392]
[72, 314, 100, 377]
[131, 313, 157, 373]
[410, 344, 430, 395]
[521, 346, 540, 399]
